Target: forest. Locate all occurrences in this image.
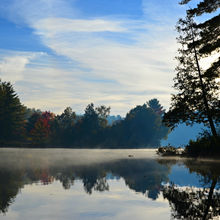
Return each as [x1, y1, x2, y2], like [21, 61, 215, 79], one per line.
[0, 80, 170, 148]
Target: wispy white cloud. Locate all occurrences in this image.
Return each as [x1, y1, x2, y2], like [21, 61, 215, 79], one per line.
[35, 18, 127, 37]
[31, 20, 176, 113]
[0, 0, 182, 114]
[0, 51, 44, 83]
[11, 53, 174, 115]
[0, 56, 30, 82]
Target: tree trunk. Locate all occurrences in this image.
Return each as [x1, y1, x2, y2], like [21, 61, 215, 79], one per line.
[190, 24, 218, 138]
[202, 177, 217, 220]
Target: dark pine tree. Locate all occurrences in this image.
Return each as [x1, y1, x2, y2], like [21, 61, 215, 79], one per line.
[163, 1, 220, 137]
[0, 80, 25, 142]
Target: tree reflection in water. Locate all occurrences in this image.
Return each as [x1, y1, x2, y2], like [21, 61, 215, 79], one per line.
[161, 159, 220, 220]
[0, 157, 170, 214]
[0, 170, 23, 214]
[1, 150, 220, 219]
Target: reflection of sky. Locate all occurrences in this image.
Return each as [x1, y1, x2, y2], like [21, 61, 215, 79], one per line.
[0, 149, 220, 219]
[168, 164, 202, 187]
[3, 180, 170, 220]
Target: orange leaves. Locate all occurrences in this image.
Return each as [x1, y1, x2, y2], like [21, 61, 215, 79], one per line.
[30, 111, 55, 145]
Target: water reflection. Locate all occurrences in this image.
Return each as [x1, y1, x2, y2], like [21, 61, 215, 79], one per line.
[159, 158, 220, 220]
[0, 157, 169, 213]
[0, 149, 220, 219]
[163, 179, 220, 220]
[0, 170, 23, 214]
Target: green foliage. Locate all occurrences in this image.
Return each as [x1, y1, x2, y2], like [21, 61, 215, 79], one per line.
[180, 0, 220, 17]
[23, 107, 41, 120]
[73, 103, 111, 147]
[0, 80, 169, 148]
[26, 112, 41, 133]
[147, 98, 165, 116]
[185, 131, 220, 157]
[107, 100, 170, 147]
[95, 105, 111, 128]
[74, 103, 99, 146]
[0, 80, 25, 141]
[181, 0, 220, 83]
[24, 99, 169, 148]
[163, 1, 220, 131]
[51, 107, 77, 146]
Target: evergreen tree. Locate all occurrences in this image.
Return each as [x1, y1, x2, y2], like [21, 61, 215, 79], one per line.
[53, 107, 77, 146]
[0, 80, 25, 141]
[179, 0, 220, 79]
[147, 98, 165, 116]
[110, 101, 170, 147]
[95, 105, 111, 128]
[163, 1, 220, 136]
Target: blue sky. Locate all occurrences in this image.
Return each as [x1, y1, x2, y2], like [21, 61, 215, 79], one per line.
[0, 0, 189, 115]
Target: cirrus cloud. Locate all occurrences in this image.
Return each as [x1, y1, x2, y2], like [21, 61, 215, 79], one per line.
[0, 0, 185, 115]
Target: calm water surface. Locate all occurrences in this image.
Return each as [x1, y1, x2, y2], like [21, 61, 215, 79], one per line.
[0, 148, 220, 220]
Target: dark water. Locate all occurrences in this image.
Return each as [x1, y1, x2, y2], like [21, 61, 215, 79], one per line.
[0, 149, 220, 220]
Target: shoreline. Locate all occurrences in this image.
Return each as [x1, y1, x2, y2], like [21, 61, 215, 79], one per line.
[157, 146, 220, 160]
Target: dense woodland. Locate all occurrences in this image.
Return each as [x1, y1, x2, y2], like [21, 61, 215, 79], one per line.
[0, 80, 170, 148]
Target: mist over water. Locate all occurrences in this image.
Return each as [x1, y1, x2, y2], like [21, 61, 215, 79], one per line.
[0, 148, 157, 169]
[0, 148, 220, 220]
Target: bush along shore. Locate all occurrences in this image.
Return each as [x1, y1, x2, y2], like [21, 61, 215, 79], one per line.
[157, 132, 220, 158]
[157, 145, 185, 156]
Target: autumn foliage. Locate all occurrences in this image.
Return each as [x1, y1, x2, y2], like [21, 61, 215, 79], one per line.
[29, 112, 55, 145]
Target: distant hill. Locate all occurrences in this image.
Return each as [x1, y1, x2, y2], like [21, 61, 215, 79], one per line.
[161, 123, 205, 147]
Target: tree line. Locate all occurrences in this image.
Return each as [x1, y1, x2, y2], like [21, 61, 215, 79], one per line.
[0, 79, 170, 148]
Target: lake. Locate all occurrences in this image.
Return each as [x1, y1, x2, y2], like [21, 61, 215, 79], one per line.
[0, 148, 219, 220]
